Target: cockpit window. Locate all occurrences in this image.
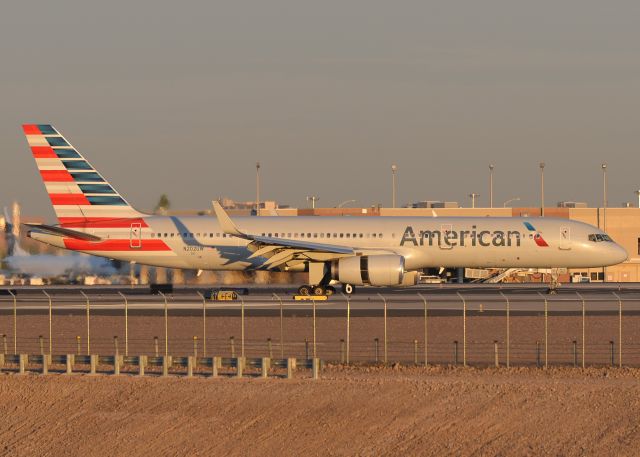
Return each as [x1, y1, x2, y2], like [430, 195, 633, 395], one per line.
[589, 234, 613, 242]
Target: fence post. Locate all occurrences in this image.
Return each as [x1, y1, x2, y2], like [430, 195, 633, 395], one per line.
[159, 292, 169, 357]
[267, 338, 273, 358]
[114, 355, 122, 376]
[576, 292, 586, 369]
[610, 341, 615, 367]
[261, 357, 270, 378]
[377, 293, 388, 365]
[230, 336, 235, 358]
[114, 336, 119, 356]
[154, 336, 159, 357]
[138, 355, 147, 376]
[212, 356, 219, 378]
[456, 292, 466, 367]
[272, 294, 284, 358]
[312, 298, 317, 359]
[39, 335, 44, 355]
[453, 340, 459, 366]
[2, 334, 6, 355]
[613, 292, 623, 368]
[286, 357, 294, 379]
[239, 296, 245, 358]
[187, 356, 194, 378]
[197, 291, 207, 357]
[90, 354, 98, 375]
[41, 353, 48, 375]
[418, 293, 428, 366]
[162, 355, 171, 377]
[66, 354, 74, 375]
[374, 338, 379, 363]
[312, 358, 320, 380]
[8, 290, 17, 355]
[19, 354, 26, 374]
[536, 341, 541, 368]
[494, 341, 499, 367]
[43, 290, 52, 354]
[305, 338, 309, 360]
[118, 292, 129, 356]
[236, 357, 244, 378]
[76, 336, 81, 355]
[340, 339, 345, 363]
[537, 292, 549, 369]
[413, 339, 418, 365]
[341, 293, 351, 364]
[80, 291, 91, 355]
[193, 336, 198, 358]
[573, 340, 578, 367]
[499, 291, 510, 368]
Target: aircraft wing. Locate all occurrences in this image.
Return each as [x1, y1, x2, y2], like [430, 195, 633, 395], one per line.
[22, 223, 102, 242]
[212, 201, 353, 268]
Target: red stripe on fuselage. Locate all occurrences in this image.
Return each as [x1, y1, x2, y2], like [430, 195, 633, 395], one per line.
[59, 217, 150, 228]
[49, 193, 91, 205]
[23, 124, 41, 135]
[63, 239, 171, 251]
[41, 170, 75, 182]
[31, 146, 57, 158]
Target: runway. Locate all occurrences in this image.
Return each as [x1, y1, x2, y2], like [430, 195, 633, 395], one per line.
[2, 284, 640, 316]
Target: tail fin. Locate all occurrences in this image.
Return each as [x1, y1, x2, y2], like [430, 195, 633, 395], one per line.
[22, 124, 145, 227]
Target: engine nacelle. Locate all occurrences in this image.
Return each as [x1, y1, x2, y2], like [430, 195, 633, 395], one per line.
[331, 255, 405, 286]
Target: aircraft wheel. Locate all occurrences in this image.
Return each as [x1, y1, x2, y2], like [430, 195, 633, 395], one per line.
[325, 286, 336, 296]
[312, 285, 326, 296]
[298, 285, 311, 295]
[342, 283, 355, 295]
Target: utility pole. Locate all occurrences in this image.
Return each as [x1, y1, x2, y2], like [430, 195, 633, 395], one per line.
[469, 193, 480, 209]
[539, 162, 545, 216]
[391, 164, 398, 208]
[602, 163, 608, 283]
[307, 196, 319, 209]
[255, 162, 261, 216]
[489, 164, 494, 208]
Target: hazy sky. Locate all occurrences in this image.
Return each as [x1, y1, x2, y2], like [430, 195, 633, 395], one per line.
[1, 1, 639, 218]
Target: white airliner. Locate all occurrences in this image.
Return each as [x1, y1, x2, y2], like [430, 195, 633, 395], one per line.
[21, 124, 627, 294]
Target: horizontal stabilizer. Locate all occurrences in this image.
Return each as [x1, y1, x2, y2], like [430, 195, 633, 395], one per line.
[23, 223, 102, 242]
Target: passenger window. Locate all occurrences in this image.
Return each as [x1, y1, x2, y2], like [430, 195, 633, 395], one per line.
[379, 233, 383, 238]
[314, 233, 317, 238]
[359, 234, 363, 238]
[372, 233, 377, 238]
[340, 233, 344, 238]
[307, 233, 311, 238]
[320, 233, 324, 238]
[346, 233, 351, 238]
[288, 233, 291, 238]
[170, 233, 175, 237]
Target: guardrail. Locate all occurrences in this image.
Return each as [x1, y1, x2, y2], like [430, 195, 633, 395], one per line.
[0, 353, 321, 380]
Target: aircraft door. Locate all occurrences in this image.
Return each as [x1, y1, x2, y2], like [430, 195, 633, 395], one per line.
[559, 226, 570, 250]
[130, 222, 142, 249]
[440, 224, 453, 250]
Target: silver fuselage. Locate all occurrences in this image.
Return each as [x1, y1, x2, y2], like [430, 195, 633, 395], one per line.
[30, 215, 628, 271]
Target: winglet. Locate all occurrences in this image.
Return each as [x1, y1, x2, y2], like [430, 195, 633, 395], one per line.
[212, 201, 245, 237]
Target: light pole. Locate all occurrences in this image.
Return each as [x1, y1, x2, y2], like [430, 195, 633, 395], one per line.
[255, 162, 261, 216]
[602, 163, 608, 283]
[469, 193, 480, 209]
[503, 197, 520, 208]
[635, 190, 640, 208]
[391, 164, 398, 208]
[489, 164, 494, 208]
[539, 162, 545, 216]
[307, 196, 319, 209]
[602, 164, 607, 231]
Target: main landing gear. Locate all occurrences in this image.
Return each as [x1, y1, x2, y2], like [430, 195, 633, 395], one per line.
[297, 285, 337, 296]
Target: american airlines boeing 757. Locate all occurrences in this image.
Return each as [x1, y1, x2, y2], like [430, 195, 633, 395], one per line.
[21, 124, 627, 294]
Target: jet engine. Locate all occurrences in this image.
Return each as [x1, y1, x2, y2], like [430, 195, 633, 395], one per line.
[331, 255, 405, 286]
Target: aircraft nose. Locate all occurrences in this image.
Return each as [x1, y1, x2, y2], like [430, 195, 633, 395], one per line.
[608, 243, 628, 265]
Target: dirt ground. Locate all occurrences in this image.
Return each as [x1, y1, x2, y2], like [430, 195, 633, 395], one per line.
[1, 312, 640, 367]
[1, 366, 640, 457]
